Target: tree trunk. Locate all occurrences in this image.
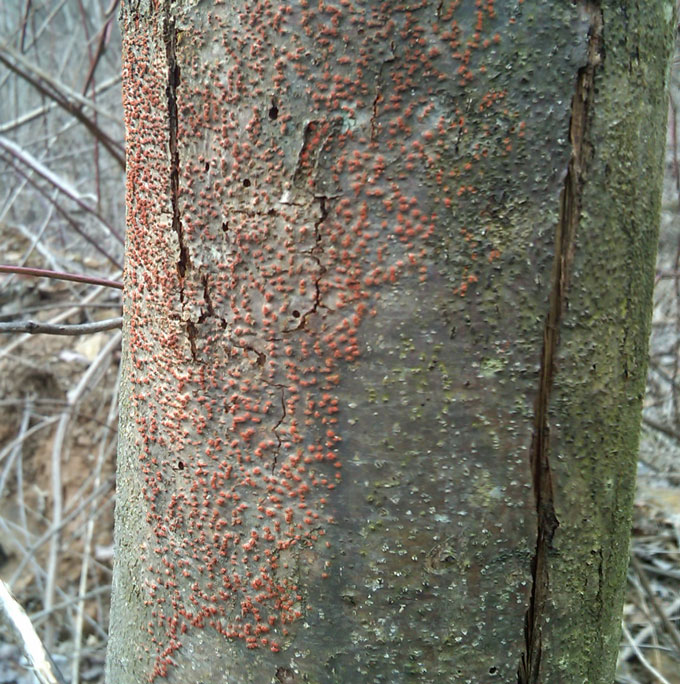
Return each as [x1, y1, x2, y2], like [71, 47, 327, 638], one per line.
[107, 1, 675, 682]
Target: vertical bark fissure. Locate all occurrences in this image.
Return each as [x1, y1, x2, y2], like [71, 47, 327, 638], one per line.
[271, 387, 286, 471]
[309, 194, 328, 320]
[370, 46, 395, 142]
[163, 13, 188, 286]
[518, 6, 603, 683]
[164, 11, 196, 363]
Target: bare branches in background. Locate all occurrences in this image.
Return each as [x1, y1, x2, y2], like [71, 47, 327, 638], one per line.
[0, 47, 124, 168]
[0, 2, 123, 681]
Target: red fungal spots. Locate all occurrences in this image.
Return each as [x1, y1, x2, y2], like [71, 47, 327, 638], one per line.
[121, 0, 521, 677]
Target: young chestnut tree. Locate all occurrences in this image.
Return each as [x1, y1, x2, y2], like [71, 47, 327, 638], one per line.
[107, 1, 675, 682]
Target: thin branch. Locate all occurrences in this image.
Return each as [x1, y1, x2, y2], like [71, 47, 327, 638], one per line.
[0, 519, 108, 641]
[0, 579, 66, 684]
[0, 282, 116, 359]
[0, 417, 59, 471]
[81, 13, 118, 96]
[1, 152, 124, 267]
[0, 46, 125, 169]
[631, 554, 680, 656]
[0, 74, 122, 135]
[19, 0, 31, 53]
[0, 318, 122, 335]
[29, 584, 110, 623]
[12, 397, 34, 548]
[42, 331, 121, 649]
[0, 43, 120, 123]
[13, 204, 60, 275]
[642, 415, 680, 442]
[9, 476, 116, 588]
[620, 588, 680, 663]
[0, 264, 123, 290]
[621, 622, 673, 684]
[0, 136, 123, 242]
[0, 302, 121, 321]
[71, 358, 118, 684]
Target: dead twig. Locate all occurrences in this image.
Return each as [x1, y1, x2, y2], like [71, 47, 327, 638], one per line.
[0, 46, 124, 168]
[0, 136, 123, 243]
[0, 264, 123, 290]
[1, 152, 124, 268]
[0, 579, 67, 684]
[42, 330, 121, 649]
[621, 622, 673, 684]
[642, 415, 680, 442]
[630, 553, 680, 657]
[0, 318, 122, 335]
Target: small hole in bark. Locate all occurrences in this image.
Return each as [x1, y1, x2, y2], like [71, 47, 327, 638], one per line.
[292, 310, 301, 318]
[269, 104, 279, 120]
[275, 667, 295, 683]
[204, 161, 209, 172]
[177, 461, 184, 470]
[242, 178, 251, 187]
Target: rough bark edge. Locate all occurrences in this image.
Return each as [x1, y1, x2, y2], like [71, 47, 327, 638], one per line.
[162, 6, 195, 366]
[518, 5, 604, 683]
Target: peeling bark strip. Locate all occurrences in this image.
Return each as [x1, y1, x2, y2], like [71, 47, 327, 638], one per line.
[519, 6, 603, 683]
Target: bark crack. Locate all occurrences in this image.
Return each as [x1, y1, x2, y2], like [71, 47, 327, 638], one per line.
[164, 12, 195, 362]
[199, 274, 214, 324]
[308, 194, 328, 321]
[284, 195, 328, 333]
[163, 15, 186, 283]
[292, 120, 320, 185]
[186, 320, 198, 362]
[370, 43, 395, 142]
[518, 6, 603, 683]
[271, 387, 286, 471]
[240, 343, 266, 368]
